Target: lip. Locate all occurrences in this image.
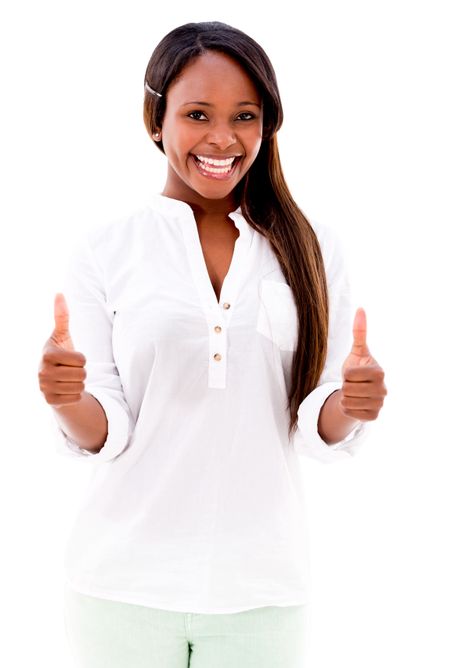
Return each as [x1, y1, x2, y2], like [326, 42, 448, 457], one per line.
[193, 153, 242, 160]
[190, 154, 242, 181]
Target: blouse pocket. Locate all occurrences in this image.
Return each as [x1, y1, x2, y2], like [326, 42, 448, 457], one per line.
[256, 279, 298, 351]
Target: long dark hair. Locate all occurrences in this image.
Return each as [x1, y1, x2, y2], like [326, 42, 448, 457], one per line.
[143, 22, 329, 439]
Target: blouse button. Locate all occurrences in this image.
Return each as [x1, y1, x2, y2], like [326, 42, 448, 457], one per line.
[214, 325, 222, 333]
[213, 353, 222, 361]
[223, 302, 231, 309]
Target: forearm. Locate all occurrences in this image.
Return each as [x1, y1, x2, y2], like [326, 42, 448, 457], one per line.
[52, 391, 108, 453]
[318, 389, 361, 445]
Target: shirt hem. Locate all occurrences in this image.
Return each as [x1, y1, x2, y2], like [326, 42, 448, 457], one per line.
[64, 578, 309, 614]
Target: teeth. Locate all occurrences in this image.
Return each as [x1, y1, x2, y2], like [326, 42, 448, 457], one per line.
[193, 154, 240, 175]
[195, 155, 236, 166]
[198, 164, 232, 174]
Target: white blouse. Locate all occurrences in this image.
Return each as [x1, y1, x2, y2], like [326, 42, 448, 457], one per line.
[54, 193, 369, 614]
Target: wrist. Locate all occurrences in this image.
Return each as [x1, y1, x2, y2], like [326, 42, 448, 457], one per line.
[318, 389, 361, 445]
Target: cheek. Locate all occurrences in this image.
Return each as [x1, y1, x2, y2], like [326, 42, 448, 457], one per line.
[246, 132, 263, 162]
[162, 133, 189, 164]
[248, 123, 263, 150]
[253, 137, 263, 157]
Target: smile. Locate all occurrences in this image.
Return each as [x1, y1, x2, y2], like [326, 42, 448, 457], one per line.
[191, 155, 242, 180]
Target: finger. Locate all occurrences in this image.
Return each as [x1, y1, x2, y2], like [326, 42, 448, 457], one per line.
[38, 366, 86, 388]
[339, 408, 379, 421]
[342, 379, 387, 398]
[344, 364, 385, 383]
[42, 347, 86, 368]
[50, 366, 87, 381]
[54, 293, 70, 338]
[52, 381, 85, 395]
[39, 377, 85, 395]
[352, 307, 370, 356]
[340, 396, 385, 411]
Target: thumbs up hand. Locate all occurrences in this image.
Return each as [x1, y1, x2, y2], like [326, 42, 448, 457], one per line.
[38, 293, 87, 407]
[338, 308, 387, 421]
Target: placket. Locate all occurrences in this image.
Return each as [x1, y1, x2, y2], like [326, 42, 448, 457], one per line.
[180, 208, 253, 390]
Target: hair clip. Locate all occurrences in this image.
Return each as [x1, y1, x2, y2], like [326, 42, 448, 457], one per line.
[145, 82, 162, 98]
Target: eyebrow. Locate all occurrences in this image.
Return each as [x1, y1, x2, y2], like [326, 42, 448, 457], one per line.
[181, 101, 261, 108]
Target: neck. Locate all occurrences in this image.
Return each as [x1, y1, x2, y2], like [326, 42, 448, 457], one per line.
[161, 180, 239, 219]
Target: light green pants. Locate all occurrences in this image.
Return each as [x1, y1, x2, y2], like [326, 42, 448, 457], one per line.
[64, 585, 309, 667]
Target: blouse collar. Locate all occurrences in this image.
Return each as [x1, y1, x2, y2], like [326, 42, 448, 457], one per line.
[148, 193, 252, 243]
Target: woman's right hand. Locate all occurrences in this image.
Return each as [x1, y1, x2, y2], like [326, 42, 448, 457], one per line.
[38, 293, 87, 407]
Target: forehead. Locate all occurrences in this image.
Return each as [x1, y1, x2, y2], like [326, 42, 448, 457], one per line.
[167, 51, 261, 102]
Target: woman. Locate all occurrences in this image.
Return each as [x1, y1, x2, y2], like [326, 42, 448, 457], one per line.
[38, 21, 387, 668]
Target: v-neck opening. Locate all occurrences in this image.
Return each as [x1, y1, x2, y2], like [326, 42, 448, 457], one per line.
[147, 193, 256, 389]
[195, 222, 241, 306]
[149, 193, 254, 314]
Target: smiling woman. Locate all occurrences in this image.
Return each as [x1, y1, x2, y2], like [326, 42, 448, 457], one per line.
[142, 23, 336, 440]
[150, 50, 264, 198]
[43, 19, 387, 668]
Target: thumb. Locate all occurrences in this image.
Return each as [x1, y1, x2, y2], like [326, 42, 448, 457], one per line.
[52, 293, 74, 349]
[351, 307, 370, 356]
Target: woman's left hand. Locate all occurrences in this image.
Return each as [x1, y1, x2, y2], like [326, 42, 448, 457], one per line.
[338, 307, 387, 421]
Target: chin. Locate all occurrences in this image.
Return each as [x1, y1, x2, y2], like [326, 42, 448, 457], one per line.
[194, 185, 236, 200]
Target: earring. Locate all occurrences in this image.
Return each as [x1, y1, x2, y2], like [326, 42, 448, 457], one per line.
[153, 132, 161, 140]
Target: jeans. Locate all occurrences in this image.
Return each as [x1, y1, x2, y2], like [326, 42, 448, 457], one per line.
[63, 585, 309, 667]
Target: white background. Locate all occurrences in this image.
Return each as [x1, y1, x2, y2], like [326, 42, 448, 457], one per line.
[1, 1, 449, 666]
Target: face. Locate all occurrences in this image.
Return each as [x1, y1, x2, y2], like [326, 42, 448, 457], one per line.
[155, 50, 263, 211]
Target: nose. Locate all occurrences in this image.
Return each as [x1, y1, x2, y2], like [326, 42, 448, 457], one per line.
[205, 122, 237, 150]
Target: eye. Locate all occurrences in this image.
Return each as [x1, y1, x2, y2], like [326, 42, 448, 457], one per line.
[187, 111, 208, 121]
[187, 111, 257, 121]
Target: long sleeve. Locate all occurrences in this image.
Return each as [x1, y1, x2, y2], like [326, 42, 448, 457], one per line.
[54, 233, 134, 463]
[293, 222, 371, 463]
